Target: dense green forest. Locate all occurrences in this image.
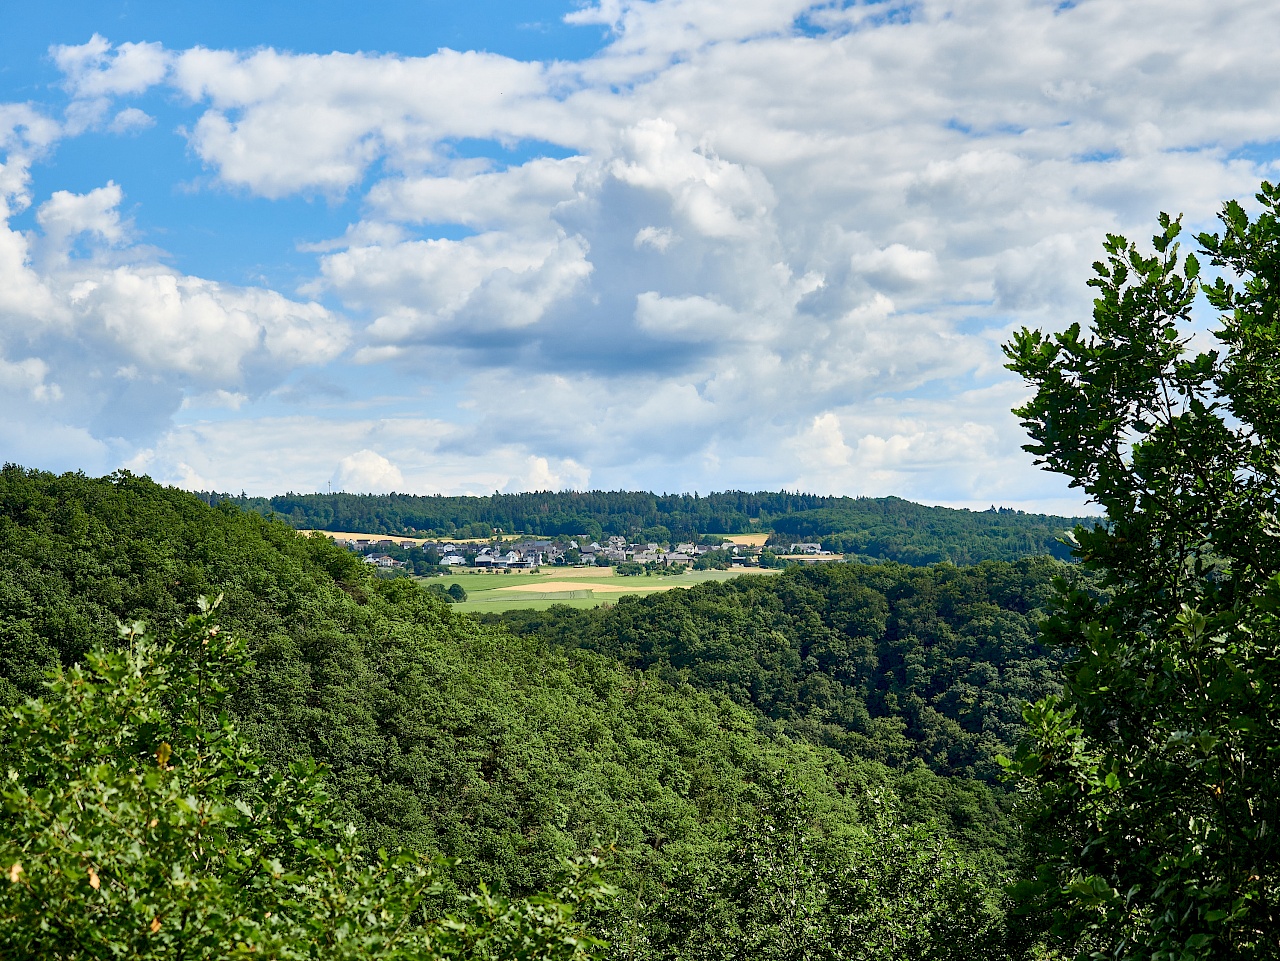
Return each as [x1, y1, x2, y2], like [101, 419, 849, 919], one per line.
[0, 465, 1034, 957]
[489, 559, 1068, 788]
[765, 503, 1082, 564]
[199, 488, 1088, 565]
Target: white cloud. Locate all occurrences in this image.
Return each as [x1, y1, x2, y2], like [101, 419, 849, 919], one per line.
[634, 291, 749, 342]
[791, 412, 853, 473]
[171, 46, 583, 198]
[0, 182, 349, 444]
[127, 414, 591, 496]
[634, 225, 675, 251]
[37, 182, 127, 255]
[53, 35, 171, 99]
[51, 36, 172, 136]
[332, 449, 404, 493]
[68, 268, 347, 384]
[321, 231, 591, 344]
[367, 157, 587, 233]
[0, 354, 61, 401]
[108, 107, 155, 134]
[851, 244, 938, 289]
[0, 103, 61, 212]
[503, 455, 591, 492]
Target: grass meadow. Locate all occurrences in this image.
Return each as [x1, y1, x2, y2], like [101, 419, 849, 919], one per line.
[421, 566, 782, 612]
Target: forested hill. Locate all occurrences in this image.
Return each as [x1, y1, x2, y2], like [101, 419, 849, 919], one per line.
[490, 559, 1068, 786]
[197, 487, 1090, 565]
[1, 465, 1061, 956]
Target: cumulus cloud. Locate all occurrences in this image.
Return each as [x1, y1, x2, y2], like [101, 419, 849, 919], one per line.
[36, 182, 127, 257]
[108, 107, 155, 134]
[53, 35, 171, 99]
[503, 455, 591, 492]
[51, 35, 172, 135]
[67, 268, 347, 384]
[321, 231, 592, 348]
[367, 157, 587, 233]
[170, 46, 583, 198]
[634, 292, 749, 342]
[126, 414, 592, 496]
[0, 181, 349, 444]
[0, 354, 61, 401]
[332, 449, 404, 493]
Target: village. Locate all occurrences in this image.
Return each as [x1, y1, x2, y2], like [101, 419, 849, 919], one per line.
[324, 533, 840, 572]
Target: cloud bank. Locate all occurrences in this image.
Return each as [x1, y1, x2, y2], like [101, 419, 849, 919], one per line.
[4, 1, 1279, 507]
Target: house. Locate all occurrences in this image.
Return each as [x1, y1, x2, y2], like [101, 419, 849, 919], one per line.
[607, 536, 627, 550]
[664, 552, 693, 566]
[790, 543, 826, 555]
[440, 553, 465, 566]
[364, 553, 404, 569]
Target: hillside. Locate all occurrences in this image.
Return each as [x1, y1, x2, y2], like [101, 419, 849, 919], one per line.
[198, 488, 1090, 565]
[489, 559, 1071, 787]
[0, 465, 1036, 956]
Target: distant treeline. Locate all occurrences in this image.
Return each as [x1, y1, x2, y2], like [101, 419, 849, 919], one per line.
[193, 488, 1091, 565]
[767, 502, 1086, 565]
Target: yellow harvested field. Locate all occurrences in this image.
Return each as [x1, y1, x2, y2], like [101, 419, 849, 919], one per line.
[301, 530, 430, 545]
[501, 580, 670, 594]
[300, 530, 519, 545]
[719, 533, 771, 547]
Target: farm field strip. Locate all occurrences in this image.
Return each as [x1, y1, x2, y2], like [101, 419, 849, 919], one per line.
[424, 567, 781, 611]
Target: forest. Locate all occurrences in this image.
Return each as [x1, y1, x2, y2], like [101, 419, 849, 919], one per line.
[3, 191, 1280, 959]
[200, 488, 1087, 565]
[0, 466, 1028, 957]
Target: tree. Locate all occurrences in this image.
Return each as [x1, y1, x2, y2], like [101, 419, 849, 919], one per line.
[629, 776, 1005, 961]
[0, 599, 612, 960]
[1002, 186, 1280, 958]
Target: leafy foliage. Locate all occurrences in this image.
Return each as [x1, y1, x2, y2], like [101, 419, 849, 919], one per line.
[622, 777, 1008, 961]
[1002, 189, 1280, 958]
[0, 600, 611, 960]
[767, 500, 1084, 565]
[492, 560, 1066, 788]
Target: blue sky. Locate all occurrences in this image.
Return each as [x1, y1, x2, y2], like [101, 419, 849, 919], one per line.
[2, 0, 1278, 509]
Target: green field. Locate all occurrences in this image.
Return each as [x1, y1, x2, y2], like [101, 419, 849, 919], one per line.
[419, 567, 782, 612]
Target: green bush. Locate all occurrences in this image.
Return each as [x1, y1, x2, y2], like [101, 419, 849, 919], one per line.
[0, 600, 612, 960]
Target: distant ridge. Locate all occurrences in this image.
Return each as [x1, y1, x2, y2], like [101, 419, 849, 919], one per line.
[192, 489, 1093, 566]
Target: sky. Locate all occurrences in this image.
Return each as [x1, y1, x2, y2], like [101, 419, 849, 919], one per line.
[2, 0, 1277, 511]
